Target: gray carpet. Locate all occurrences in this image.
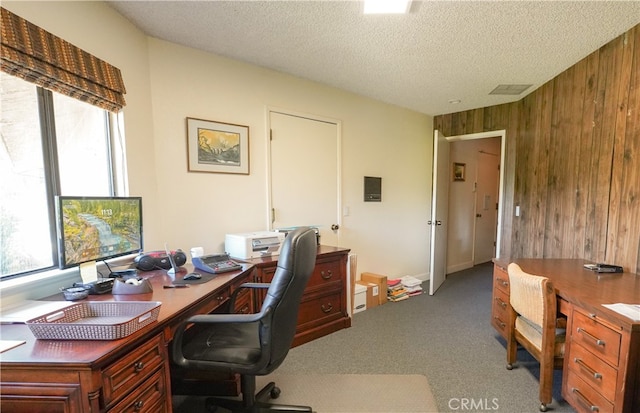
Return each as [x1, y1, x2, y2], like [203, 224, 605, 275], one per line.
[174, 374, 437, 412]
[172, 263, 576, 412]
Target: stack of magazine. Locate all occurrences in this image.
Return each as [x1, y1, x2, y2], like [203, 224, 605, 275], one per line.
[583, 263, 623, 273]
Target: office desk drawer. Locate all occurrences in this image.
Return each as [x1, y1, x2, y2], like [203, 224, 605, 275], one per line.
[102, 334, 165, 406]
[573, 310, 621, 367]
[565, 371, 614, 413]
[568, 342, 617, 402]
[297, 289, 344, 329]
[107, 368, 167, 413]
[306, 258, 343, 289]
[491, 287, 510, 337]
[493, 265, 510, 294]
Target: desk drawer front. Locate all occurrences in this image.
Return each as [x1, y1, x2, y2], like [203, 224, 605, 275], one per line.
[493, 266, 510, 294]
[107, 368, 166, 413]
[565, 371, 614, 413]
[297, 290, 344, 329]
[572, 311, 621, 367]
[306, 258, 343, 289]
[568, 342, 617, 402]
[493, 287, 510, 320]
[102, 334, 165, 405]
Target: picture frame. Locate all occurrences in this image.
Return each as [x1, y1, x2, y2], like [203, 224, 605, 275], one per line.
[187, 117, 249, 174]
[453, 162, 466, 182]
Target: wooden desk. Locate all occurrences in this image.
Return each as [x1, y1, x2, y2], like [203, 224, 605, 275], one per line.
[0, 246, 352, 412]
[0, 264, 255, 413]
[244, 245, 351, 347]
[492, 259, 640, 413]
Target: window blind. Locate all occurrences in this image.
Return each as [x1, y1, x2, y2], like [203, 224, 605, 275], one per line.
[0, 7, 126, 112]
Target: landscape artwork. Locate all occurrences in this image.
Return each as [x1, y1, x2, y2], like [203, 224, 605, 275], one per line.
[187, 118, 249, 174]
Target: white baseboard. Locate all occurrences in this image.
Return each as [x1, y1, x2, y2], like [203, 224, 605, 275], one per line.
[446, 261, 474, 274]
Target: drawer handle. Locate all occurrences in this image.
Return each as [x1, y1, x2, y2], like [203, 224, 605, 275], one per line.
[496, 277, 509, 287]
[571, 387, 599, 412]
[321, 270, 333, 280]
[134, 400, 144, 411]
[573, 358, 603, 379]
[134, 361, 145, 372]
[321, 303, 333, 313]
[495, 297, 507, 309]
[576, 327, 605, 347]
[493, 316, 506, 328]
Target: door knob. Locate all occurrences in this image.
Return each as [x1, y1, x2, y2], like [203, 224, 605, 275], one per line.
[331, 224, 339, 230]
[476, 213, 482, 218]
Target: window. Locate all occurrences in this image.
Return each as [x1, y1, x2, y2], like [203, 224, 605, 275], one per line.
[0, 72, 117, 279]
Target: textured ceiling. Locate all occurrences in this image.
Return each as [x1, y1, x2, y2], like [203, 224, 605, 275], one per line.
[107, 1, 640, 116]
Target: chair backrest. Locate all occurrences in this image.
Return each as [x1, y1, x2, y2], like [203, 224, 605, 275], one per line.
[507, 263, 552, 328]
[259, 226, 317, 372]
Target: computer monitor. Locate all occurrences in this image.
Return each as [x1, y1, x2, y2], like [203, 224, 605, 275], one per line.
[55, 196, 143, 269]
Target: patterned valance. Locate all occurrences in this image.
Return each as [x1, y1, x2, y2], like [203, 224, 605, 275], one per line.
[0, 7, 126, 112]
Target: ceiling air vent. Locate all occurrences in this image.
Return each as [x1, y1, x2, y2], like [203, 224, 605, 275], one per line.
[489, 84, 532, 95]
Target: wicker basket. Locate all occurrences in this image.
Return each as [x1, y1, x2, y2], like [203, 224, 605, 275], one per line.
[26, 301, 161, 340]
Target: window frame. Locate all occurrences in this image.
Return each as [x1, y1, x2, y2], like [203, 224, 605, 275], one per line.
[1, 79, 117, 281]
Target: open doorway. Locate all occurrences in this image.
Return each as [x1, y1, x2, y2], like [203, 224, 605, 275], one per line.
[447, 135, 502, 273]
[429, 129, 505, 294]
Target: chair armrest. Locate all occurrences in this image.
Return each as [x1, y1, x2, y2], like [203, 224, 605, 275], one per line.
[228, 282, 271, 309]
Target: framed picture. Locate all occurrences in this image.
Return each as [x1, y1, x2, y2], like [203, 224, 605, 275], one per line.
[453, 162, 466, 181]
[187, 117, 249, 174]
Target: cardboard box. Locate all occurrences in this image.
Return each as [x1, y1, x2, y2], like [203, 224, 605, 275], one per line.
[353, 283, 367, 314]
[361, 272, 388, 305]
[356, 281, 379, 309]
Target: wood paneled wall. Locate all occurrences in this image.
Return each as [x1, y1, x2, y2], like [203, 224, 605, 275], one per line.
[435, 24, 640, 273]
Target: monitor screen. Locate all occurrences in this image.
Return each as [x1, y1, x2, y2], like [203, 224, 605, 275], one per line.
[56, 196, 143, 269]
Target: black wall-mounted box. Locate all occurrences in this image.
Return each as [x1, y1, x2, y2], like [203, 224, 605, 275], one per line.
[364, 176, 381, 202]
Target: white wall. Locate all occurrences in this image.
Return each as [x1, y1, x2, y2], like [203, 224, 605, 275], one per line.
[146, 38, 433, 281]
[2, 1, 434, 302]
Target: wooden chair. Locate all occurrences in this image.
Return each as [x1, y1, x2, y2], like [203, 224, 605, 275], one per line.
[506, 263, 566, 412]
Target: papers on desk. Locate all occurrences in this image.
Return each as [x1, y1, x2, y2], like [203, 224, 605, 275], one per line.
[0, 300, 73, 324]
[0, 340, 26, 353]
[602, 303, 640, 321]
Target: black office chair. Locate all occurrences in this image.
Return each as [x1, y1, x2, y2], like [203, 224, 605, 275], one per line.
[172, 227, 317, 413]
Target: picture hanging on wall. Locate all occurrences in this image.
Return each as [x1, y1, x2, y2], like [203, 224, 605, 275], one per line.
[452, 162, 466, 182]
[187, 117, 249, 174]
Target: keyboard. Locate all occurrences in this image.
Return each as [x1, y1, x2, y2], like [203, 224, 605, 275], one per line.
[192, 253, 242, 274]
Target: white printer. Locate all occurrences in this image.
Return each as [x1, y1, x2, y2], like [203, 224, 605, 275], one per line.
[225, 231, 285, 259]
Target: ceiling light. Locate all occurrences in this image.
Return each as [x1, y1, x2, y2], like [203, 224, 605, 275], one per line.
[489, 84, 533, 95]
[448, 99, 462, 105]
[363, 0, 412, 14]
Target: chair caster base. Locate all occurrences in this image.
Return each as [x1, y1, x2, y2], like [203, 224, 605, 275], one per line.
[506, 363, 514, 370]
[270, 386, 281, 399]
[539, 402, 548, 412]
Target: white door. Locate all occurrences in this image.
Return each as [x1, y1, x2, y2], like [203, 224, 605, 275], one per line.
[269, 111, 340, 246]
[473, 151, 500, 264]
[429, 130, 450, 295]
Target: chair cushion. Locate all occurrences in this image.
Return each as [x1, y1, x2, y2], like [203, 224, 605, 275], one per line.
[516, 315, 566, 357]
[182, 321, 262, 365]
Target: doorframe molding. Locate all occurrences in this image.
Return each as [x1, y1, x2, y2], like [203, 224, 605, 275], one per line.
[265, 106, 343, 234]
[445, 130, 506, 259]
